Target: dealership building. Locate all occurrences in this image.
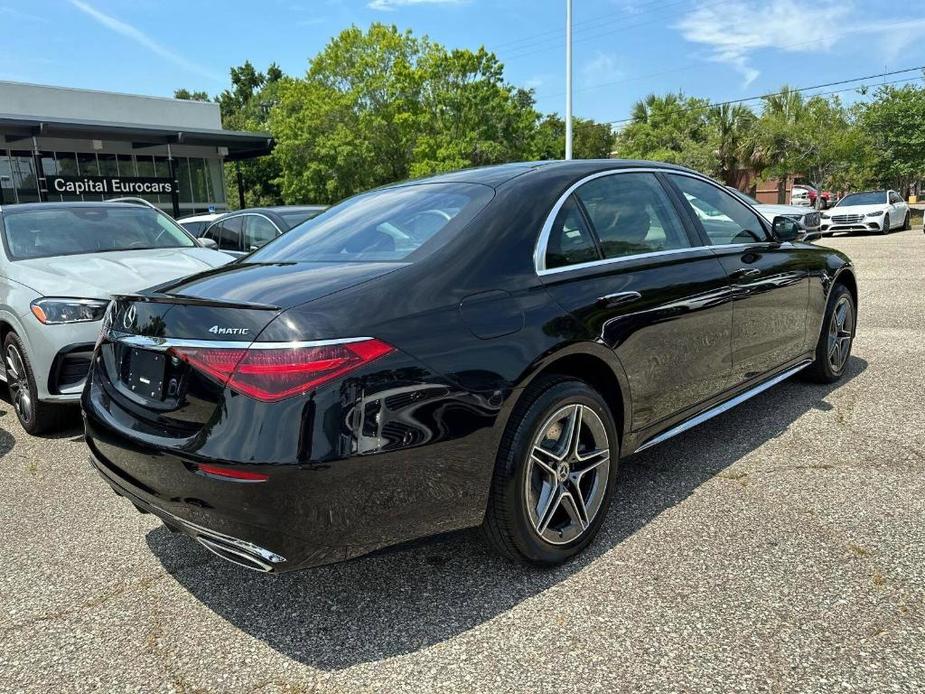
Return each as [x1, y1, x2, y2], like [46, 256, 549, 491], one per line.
[0, 81, 273, 216]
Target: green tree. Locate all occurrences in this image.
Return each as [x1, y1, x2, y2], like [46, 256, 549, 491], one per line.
[173, 88, 209, 102]
[270, 24, 541, 203]
[707, 103, 757, 186]
[216, 61, 287, 208]
[860, 82, 925, 194]
[532, 115, 615, 159]
[614, 92, 714, 172]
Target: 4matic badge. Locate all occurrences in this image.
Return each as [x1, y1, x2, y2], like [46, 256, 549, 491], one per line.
[208, 325, 250, 336]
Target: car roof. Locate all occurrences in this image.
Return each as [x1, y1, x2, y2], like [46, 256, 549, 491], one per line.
[387, 159, 701, 190]
[0, 201, 146, 214]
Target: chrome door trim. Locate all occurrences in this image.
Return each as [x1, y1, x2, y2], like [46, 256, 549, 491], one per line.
[634, 359, 813, 453]
[106, 332, 373, 351]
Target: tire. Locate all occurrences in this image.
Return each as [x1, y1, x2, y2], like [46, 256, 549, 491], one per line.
[902, 212, 911, 231]
[803, 284, 855, 383]
[481, 375, 619, 565]
[881, 214, 890, 234]
[3, 333, 67, 435]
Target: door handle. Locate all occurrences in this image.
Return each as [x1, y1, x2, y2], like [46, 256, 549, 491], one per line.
[730, 267, 761, 279]
[596, 291, 641, 307]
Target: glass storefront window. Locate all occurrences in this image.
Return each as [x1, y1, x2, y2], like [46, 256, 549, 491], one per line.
[0, 152, 15, 205]
[176, 158, 193, 203]
[133, 155, 158, 204]
[188, 158, 210, 202]
[10, 151, 40, 203]
[98, 153, 118, 176]
[116, 154, 136, 177]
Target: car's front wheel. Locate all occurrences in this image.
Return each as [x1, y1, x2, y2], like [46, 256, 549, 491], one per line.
[902, 212, 911, 231]
[803, 284, 855, 383]
[482, 376, 618, 565]
[4, 333, 65, 435]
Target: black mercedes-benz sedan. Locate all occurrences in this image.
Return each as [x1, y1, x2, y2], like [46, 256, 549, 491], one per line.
[82, 160, 857, 573]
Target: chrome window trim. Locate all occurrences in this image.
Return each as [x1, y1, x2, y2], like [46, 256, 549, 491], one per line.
[534, 166, 765, 276]
[538, 244, 717, 276]
[106, 333, 373, 351]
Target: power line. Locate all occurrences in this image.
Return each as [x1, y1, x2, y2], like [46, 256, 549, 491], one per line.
[606, 66, 925, 124]
[490, 0, 701, 53]
[498, 0, 731, 63]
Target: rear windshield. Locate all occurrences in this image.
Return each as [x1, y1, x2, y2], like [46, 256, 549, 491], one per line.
[2, 206, 195, 260]
[837, 192, 886, 207]
[247, 183, 494, 263]
[279, 209, 325, 228]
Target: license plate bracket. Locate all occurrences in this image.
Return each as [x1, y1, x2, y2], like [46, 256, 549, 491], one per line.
[124, 348, 166, 400]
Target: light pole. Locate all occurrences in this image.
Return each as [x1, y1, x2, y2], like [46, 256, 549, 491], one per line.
[565, 0, 573, 160]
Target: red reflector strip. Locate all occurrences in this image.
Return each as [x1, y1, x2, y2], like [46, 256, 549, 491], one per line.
[196, 463, 269, 482]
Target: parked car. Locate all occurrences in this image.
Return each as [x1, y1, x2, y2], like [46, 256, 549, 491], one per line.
[726, 187, 821, 239]
[0, 202, 233, 434]
[821, 190, 911, 235]
[83, 161, 857, 573]
[177, 212, 223, 237]
[200, 205, 328, 256]
[792, 181, 832, 209]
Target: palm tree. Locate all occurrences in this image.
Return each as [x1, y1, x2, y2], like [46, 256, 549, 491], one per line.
[709, 103, 757, 186]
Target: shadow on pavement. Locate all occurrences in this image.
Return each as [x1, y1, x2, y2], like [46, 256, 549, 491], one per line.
[147, 356, 867, 670]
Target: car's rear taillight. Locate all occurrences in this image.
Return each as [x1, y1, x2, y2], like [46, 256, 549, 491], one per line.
[170, 338, 393, 403]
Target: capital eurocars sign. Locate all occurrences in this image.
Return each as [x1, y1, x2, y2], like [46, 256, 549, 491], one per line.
[47, 175, 176, 196]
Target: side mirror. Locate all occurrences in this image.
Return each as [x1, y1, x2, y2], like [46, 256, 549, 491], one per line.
[198, 237, 218, 250]
[772, 216, 802, 242]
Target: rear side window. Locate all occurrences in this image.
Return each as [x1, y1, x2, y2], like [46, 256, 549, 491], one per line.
[575, 173, 691, 259]
[247, 183, 494, 263]
[545, 196, 600, 269]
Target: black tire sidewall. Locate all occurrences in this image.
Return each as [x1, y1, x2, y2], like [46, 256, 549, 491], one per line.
[502, 380, 619, 564]
[3, 333, 39, 432]
[813, 285, 855, 381]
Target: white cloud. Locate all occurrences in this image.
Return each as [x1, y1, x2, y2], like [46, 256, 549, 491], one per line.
[0, 6, 47, 22]
[581, 52, 621, 87]
[674, 0, 925, 87]
[68, 0, 222, 81]
[676, 0, 849, 86]
[368, 0, 468, 10]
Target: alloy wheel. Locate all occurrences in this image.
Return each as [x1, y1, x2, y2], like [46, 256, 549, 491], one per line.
[827, 295, 854, 373]
[5, 344, 34, 425]
[525, 403, 611, 545]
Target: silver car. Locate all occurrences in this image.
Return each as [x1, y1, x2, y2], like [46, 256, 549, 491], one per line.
[0, 202, 232, 434]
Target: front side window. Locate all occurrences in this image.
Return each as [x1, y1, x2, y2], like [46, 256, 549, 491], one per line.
[669, 174, 770, 245]
[575, 173, 691, 259]
[244, 215, 279, 251]
[247, 183, 493, 264]
[2, 206, 194, 260]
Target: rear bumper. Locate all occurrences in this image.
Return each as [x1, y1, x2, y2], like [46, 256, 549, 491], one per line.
[82, 349, 502, 572]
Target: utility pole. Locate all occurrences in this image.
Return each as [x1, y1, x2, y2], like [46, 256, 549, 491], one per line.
[565, 0, 573, 160]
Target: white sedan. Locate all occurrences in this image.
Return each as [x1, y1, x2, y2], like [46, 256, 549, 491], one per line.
[821, 190, 911, 235]
[727, 188, 822, 236]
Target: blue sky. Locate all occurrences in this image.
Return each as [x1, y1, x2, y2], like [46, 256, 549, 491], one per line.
[2, 0, 924, 124]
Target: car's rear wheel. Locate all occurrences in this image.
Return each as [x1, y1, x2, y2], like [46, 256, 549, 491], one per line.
[803, 284, 855, 383]
[482, 375, 618, 565]
[4, 333, 66, 435]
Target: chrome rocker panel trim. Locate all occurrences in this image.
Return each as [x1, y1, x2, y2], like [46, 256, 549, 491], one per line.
[634, 359, 813, 453]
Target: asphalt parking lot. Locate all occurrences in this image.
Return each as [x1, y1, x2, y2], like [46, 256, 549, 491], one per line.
[2, 224, 924, 693]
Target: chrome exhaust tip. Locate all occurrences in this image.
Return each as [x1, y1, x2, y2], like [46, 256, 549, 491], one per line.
[196, 535, 275, 573]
